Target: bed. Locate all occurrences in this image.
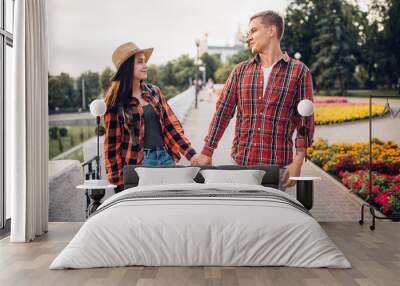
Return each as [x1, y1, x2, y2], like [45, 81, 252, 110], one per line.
[50, 165, 351, 269]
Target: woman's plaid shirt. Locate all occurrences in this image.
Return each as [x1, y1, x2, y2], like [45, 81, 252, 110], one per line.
[201, 53, 315, 167]
[104, 83, 196, 186]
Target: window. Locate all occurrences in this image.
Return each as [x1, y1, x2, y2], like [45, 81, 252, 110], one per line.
[5, 0, 13, 33]
[1, 0, 14, 232]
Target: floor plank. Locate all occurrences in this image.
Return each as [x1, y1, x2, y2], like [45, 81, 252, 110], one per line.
[0, 222, 399, 286]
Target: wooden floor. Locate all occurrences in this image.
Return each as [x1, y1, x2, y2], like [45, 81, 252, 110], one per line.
[0, 221, 399, 286]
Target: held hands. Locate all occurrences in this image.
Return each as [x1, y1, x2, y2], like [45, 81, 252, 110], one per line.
[282, 161, 302, 188]
[190, 154, 212, 166]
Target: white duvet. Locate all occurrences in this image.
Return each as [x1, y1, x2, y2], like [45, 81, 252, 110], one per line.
[50, 183, 351, 269]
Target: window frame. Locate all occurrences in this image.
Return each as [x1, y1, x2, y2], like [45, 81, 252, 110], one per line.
[1, 0, 14, 232]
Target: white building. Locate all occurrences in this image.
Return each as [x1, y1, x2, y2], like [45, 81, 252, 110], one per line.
[198, 26, 246, 62]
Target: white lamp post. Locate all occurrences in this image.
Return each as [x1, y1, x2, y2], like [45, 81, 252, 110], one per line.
[297, 99, 314, 117]
[194, 40, 201, 109]
[297, 99, 314, 162]
[89, 99, 107, 179]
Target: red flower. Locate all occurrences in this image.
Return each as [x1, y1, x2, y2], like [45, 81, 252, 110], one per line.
[383, 205, 390, 214]
[352, 180, 362, 189]
[372, 185, 380, 193]
[392, 184, 399, 192]
[375, 193, 390, 211]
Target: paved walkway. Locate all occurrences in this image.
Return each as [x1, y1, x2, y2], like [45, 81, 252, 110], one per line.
[180, 90, 363, 222]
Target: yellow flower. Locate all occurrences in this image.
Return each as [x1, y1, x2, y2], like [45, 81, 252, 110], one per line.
[314, 104, 385, 125]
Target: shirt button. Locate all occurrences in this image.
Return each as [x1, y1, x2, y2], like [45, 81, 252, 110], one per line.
[257, 128, 261, 131]
[258, 97, 262, 100]
[259, 112, 262, 115]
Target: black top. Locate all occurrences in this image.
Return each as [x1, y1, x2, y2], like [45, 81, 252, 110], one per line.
[143, 104, 164, 149]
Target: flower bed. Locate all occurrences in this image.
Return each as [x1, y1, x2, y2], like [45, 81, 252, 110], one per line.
[313, 96, 387, 125]
[339, 170, 400, 215]
[308, 138, 400, 216]
[314, 96, 349, 104]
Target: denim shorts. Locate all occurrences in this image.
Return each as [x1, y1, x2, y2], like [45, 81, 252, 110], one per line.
[142, 146, 176, 166]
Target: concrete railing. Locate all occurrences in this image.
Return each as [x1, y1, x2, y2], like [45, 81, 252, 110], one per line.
[48, 160, 85, 221]
[167, 86, 195, 122]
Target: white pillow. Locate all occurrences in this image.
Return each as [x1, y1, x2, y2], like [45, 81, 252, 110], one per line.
[200, 169, 266, 185]
[135, 167, 200, 186]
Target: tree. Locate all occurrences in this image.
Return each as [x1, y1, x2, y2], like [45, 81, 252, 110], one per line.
[100, 67, 114, 93]
[215, 65, 235, 84]
[214, 48, 252, 83]
[159, 62, 177, 88]
[171, 55, 196, 90]
[76, 71, 101, 109]
[200, 53, 222, 82]
[227, 48, 253, 66]
[147, 64, 160, 86]
[48, 72, 77, 112]
[310, 0, 356, 94]
[282, 0, 317, 67]
[381, 0, 400, 87]
[357, 18, 383, 89]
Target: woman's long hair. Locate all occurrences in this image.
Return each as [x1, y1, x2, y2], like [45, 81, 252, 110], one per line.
[104, 55, 135, 109]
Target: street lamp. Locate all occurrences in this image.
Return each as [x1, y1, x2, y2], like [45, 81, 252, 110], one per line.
[89, 99, 107, 179]
[195, 39, 201, 109]
[294, 52, 301, 60]
[297, 99, 314, 162]
[199, 65, 206, 85]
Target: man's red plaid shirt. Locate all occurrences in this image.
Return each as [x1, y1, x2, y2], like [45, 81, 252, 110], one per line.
[201, 53, 315, 167]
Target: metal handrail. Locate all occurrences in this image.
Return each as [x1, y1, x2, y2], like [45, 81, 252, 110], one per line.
[80, 155, 100, 213]
[81, 155, 98, 168]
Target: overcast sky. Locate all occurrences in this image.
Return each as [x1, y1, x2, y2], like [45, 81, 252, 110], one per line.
[48, 0, 369, 77]
[48, 0, 290, 76]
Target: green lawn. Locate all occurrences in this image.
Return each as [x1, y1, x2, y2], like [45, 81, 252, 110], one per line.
[49, 125, 96, 160]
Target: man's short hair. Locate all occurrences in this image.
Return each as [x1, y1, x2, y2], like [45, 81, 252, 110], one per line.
[250, 10, 285, 40]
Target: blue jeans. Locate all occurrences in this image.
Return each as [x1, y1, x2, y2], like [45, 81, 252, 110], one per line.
[142, 147, 176, 166]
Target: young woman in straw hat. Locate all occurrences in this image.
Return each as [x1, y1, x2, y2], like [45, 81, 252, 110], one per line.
[103, 42, 197, 192]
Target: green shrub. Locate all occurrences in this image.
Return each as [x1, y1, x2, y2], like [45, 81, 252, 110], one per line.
[49, 126, 59, 140]
[80, 128, 85, 142]
[70, 135, 75, 146]
[59, 127, 68, 137]
[58, 137, 64, 153]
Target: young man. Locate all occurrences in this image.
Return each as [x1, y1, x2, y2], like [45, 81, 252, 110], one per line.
[192, 10, 314, 189]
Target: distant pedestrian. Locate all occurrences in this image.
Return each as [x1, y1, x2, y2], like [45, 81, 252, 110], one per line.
[206, 78, 215, 102]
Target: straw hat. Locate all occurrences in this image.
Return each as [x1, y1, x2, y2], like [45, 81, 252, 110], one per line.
[110, 42, 153, 81]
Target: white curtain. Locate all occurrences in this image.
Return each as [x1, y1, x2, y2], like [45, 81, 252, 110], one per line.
[9, 0, 49, 242]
